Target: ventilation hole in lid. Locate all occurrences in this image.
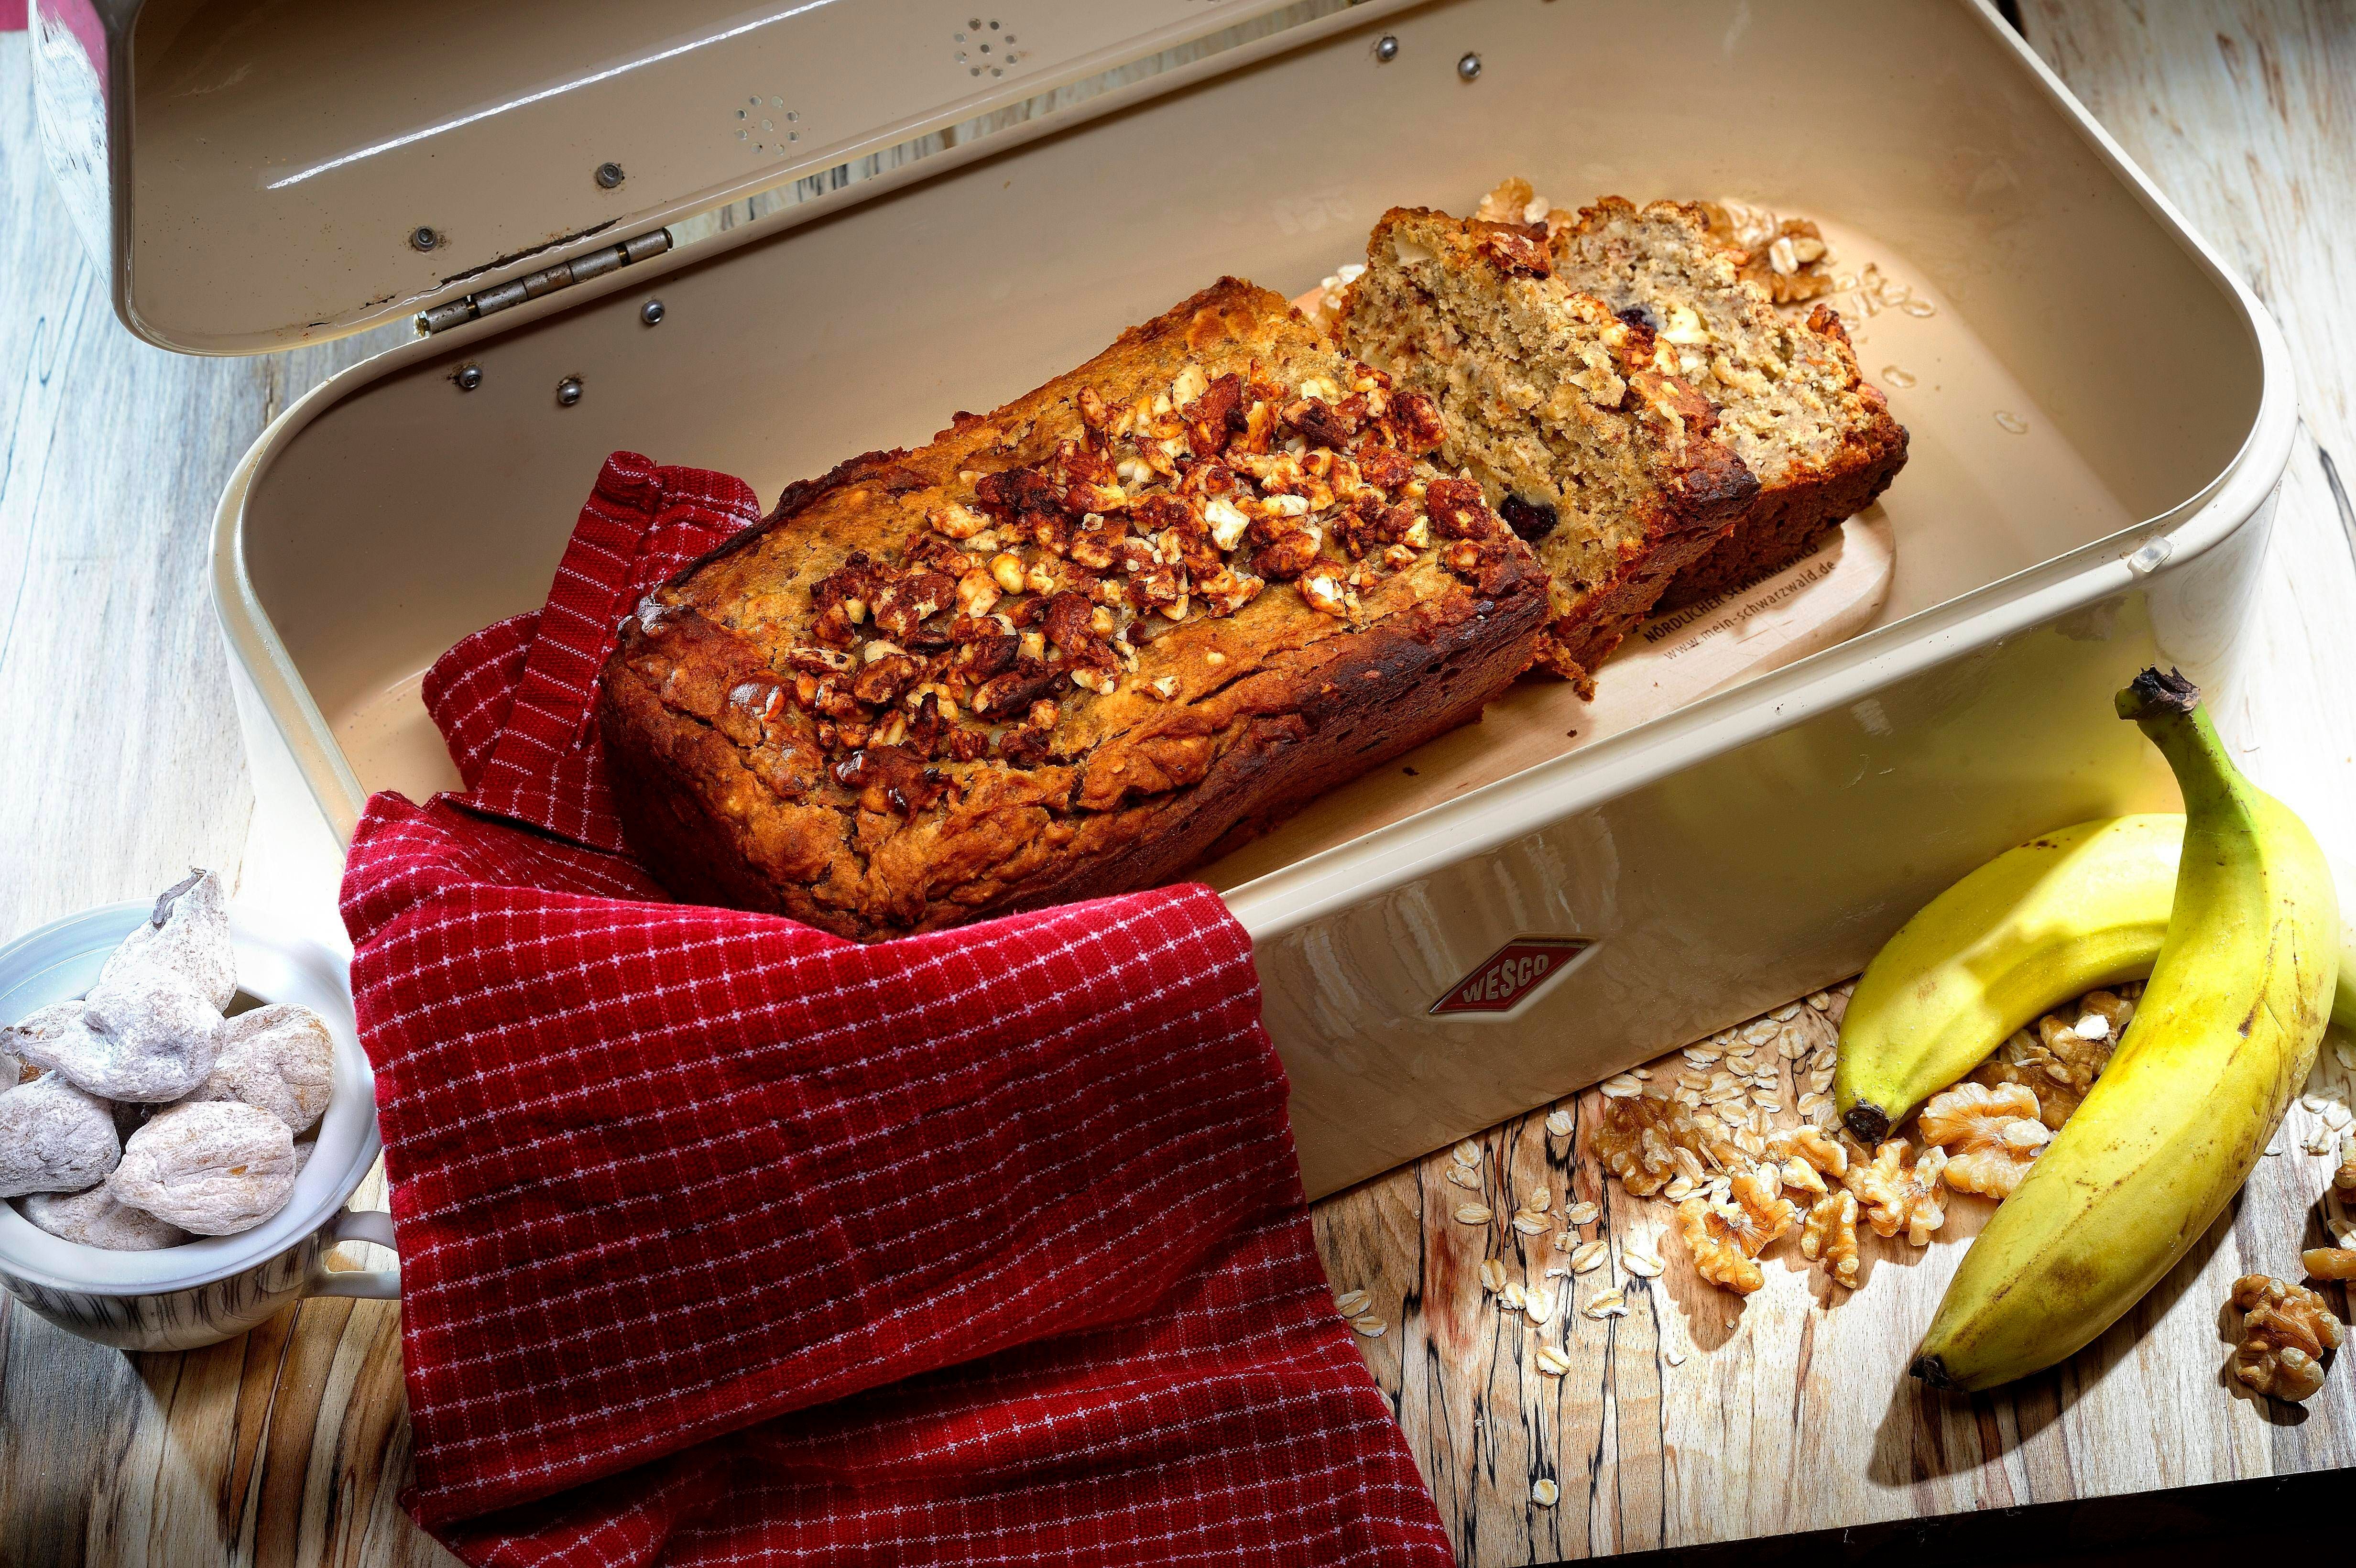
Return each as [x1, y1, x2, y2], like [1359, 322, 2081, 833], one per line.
[956, 49, 967, 61]
[785, 110, 797, 121]
[771, 96, 782, 107]
[788, 131, 798, 141]
[980, 42, 990, 53]
[953, 31, 965, 40]
[762, 119, 772, 130]
[736, 128, 747, 140]
[991, 65, 1003, 76]
[749, 95, 761, 105]
[970, 66, 981, 75]
[970, 16, 982, 27]
[989, 17, 999, 27]
[736, 108, 747, 119]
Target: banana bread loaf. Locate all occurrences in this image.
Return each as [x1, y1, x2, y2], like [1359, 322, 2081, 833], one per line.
[1548, 196, 1909, 607]
[1337, 207, 1760, 689]
[599, 278, 1550, 940]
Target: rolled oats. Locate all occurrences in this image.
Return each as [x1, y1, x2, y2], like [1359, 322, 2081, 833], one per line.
[1353, 1316, 1388, 1339]
[1565, 1200, 1599, 1226]
[1545, 1109, 1575, 1138]
[1445, 1164, 1483, 1191]
[1333, 1288, 1370, 1316]
[1524, 1186, 1551, 1213]
[1511, 1212, 1548, 1236]
[1532, 1479, 1560, 1507]
[1452, 1139, 1483, 1168]
[1478, 1258, 1509, 1294]
[1453, 1203, 1493, 1226]
[1583, 1288, 1629, 1320]
[1621, 1247, 1665, 1279]
[1535, 1346, 1571, 1377]
[1570, 1240, 1609, 1273]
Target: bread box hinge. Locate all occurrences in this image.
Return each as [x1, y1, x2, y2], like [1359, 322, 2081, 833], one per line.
[415, 228, 675, 336]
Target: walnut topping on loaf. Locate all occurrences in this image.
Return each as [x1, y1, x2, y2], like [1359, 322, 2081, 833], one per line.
[600, 279, 1550, 940]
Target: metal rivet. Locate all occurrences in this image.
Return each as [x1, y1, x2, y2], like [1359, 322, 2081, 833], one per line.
[454, 364, 483, 392]
[640, 299, 665, 326]
[556, 376, 584, 406]
[410, 227, 438, 251]
[595, 162, 625, 189]
[1456, 51, 1482, 81]
[1374, 34, 1399, 63]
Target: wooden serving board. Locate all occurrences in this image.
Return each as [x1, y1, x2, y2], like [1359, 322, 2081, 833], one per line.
[1308, 986, 2356, 1564]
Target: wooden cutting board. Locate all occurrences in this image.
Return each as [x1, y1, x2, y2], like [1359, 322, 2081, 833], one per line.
[1308, 983, 2356, 1564]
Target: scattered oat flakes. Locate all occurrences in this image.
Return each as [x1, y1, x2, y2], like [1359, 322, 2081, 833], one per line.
[1566, 1200, 1599, 1226]
[1663, 1346, 1687, 1367]
[1353, 1316, 1388, 1339]
[1333, 1288, 1369, 1317]
[1535, 1346, 1571, 1376]
[1570, 1240, 1609, 1273]
[1524, 1186, 1551, 1212]
[1545, 1108, 1575, 1138]
[1524, 1295, 1553, 1327]
[1478, 1258, 1509, 1294]
[1445, 1164, 1483, 1191]
[1511, 1212, 1548, 1235]
[1621, 1247, 1665, 1279]
[1452, 1139, 1483, 1168]
[1454, 1203, 1493, 1225]
[1532, 1479, 1560, 1507]
[1583, 1288, 1629, 1319]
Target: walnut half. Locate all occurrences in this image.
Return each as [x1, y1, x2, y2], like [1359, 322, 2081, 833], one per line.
[1918, 1081, 2050, 1198]
[1800, 1190, 1861, 1288]
[2229, 1274, 2344, 1403]
[1592, 1082, 1742, 1197]
[1844, 1139, 1947, 1246]
[1673, 1169, 1798, 1296]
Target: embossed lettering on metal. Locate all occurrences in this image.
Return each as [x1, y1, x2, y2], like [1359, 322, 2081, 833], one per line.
[1429, 936, 1591, 1016]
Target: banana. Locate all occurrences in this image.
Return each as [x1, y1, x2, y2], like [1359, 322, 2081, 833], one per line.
[1909, 669, 2338, 1391]
[1833, 815, 2186, 1143]
[1834, 821, 2356, 1143]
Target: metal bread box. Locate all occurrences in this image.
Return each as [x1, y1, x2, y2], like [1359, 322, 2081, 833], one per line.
[38, 0, 2292, 1197]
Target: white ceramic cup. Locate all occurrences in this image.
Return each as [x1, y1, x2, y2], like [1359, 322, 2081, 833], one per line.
[0, 899, 397, 1350]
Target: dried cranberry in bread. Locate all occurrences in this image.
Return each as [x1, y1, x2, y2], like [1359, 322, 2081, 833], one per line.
[1549, 196, 1908, 607]
[599, 278, 1549, 941]
[1338, 207, 1760, 690]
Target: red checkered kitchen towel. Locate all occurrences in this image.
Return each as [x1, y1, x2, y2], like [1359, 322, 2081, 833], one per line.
[339, 454, 1451, 1568]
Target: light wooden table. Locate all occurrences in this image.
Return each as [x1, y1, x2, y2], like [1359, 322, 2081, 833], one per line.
[3, 5, 2354, 1565]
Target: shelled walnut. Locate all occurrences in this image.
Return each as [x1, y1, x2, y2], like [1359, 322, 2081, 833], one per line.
[1967, 993, 2127, 1130]
[1845, 1139, 1947, 1246]
[1674, 1169, 1797, 1296]
[2228, 1274, 2343, 1403]
[1799, 1190, 1861, 1287]
[1918, 1081, 2050, 1198]
[1591, 1082, 1743, 1198]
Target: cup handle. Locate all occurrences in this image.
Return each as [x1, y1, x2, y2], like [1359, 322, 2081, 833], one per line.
[304, 1208, 401, 1300]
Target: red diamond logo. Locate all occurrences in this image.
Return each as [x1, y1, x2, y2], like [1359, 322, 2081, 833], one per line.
[1429, 936, 1592, 1016]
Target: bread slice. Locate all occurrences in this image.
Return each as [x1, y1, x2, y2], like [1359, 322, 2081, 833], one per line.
[1549, 197, 1908, 606]
[1339, 207, 1760, 688]
[600, 278, 1551, 940]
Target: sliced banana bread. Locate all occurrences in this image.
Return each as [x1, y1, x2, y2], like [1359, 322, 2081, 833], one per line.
[599, 278, 1551, 940]
[1339, 207, 1759, 687]
[1550, 196, 1908, 606]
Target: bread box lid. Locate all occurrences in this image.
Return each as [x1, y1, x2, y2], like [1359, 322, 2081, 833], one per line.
[32, 0, 1319, 355]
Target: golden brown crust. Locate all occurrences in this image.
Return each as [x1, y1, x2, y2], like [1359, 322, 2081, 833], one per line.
[599, 279, 1549, 940]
